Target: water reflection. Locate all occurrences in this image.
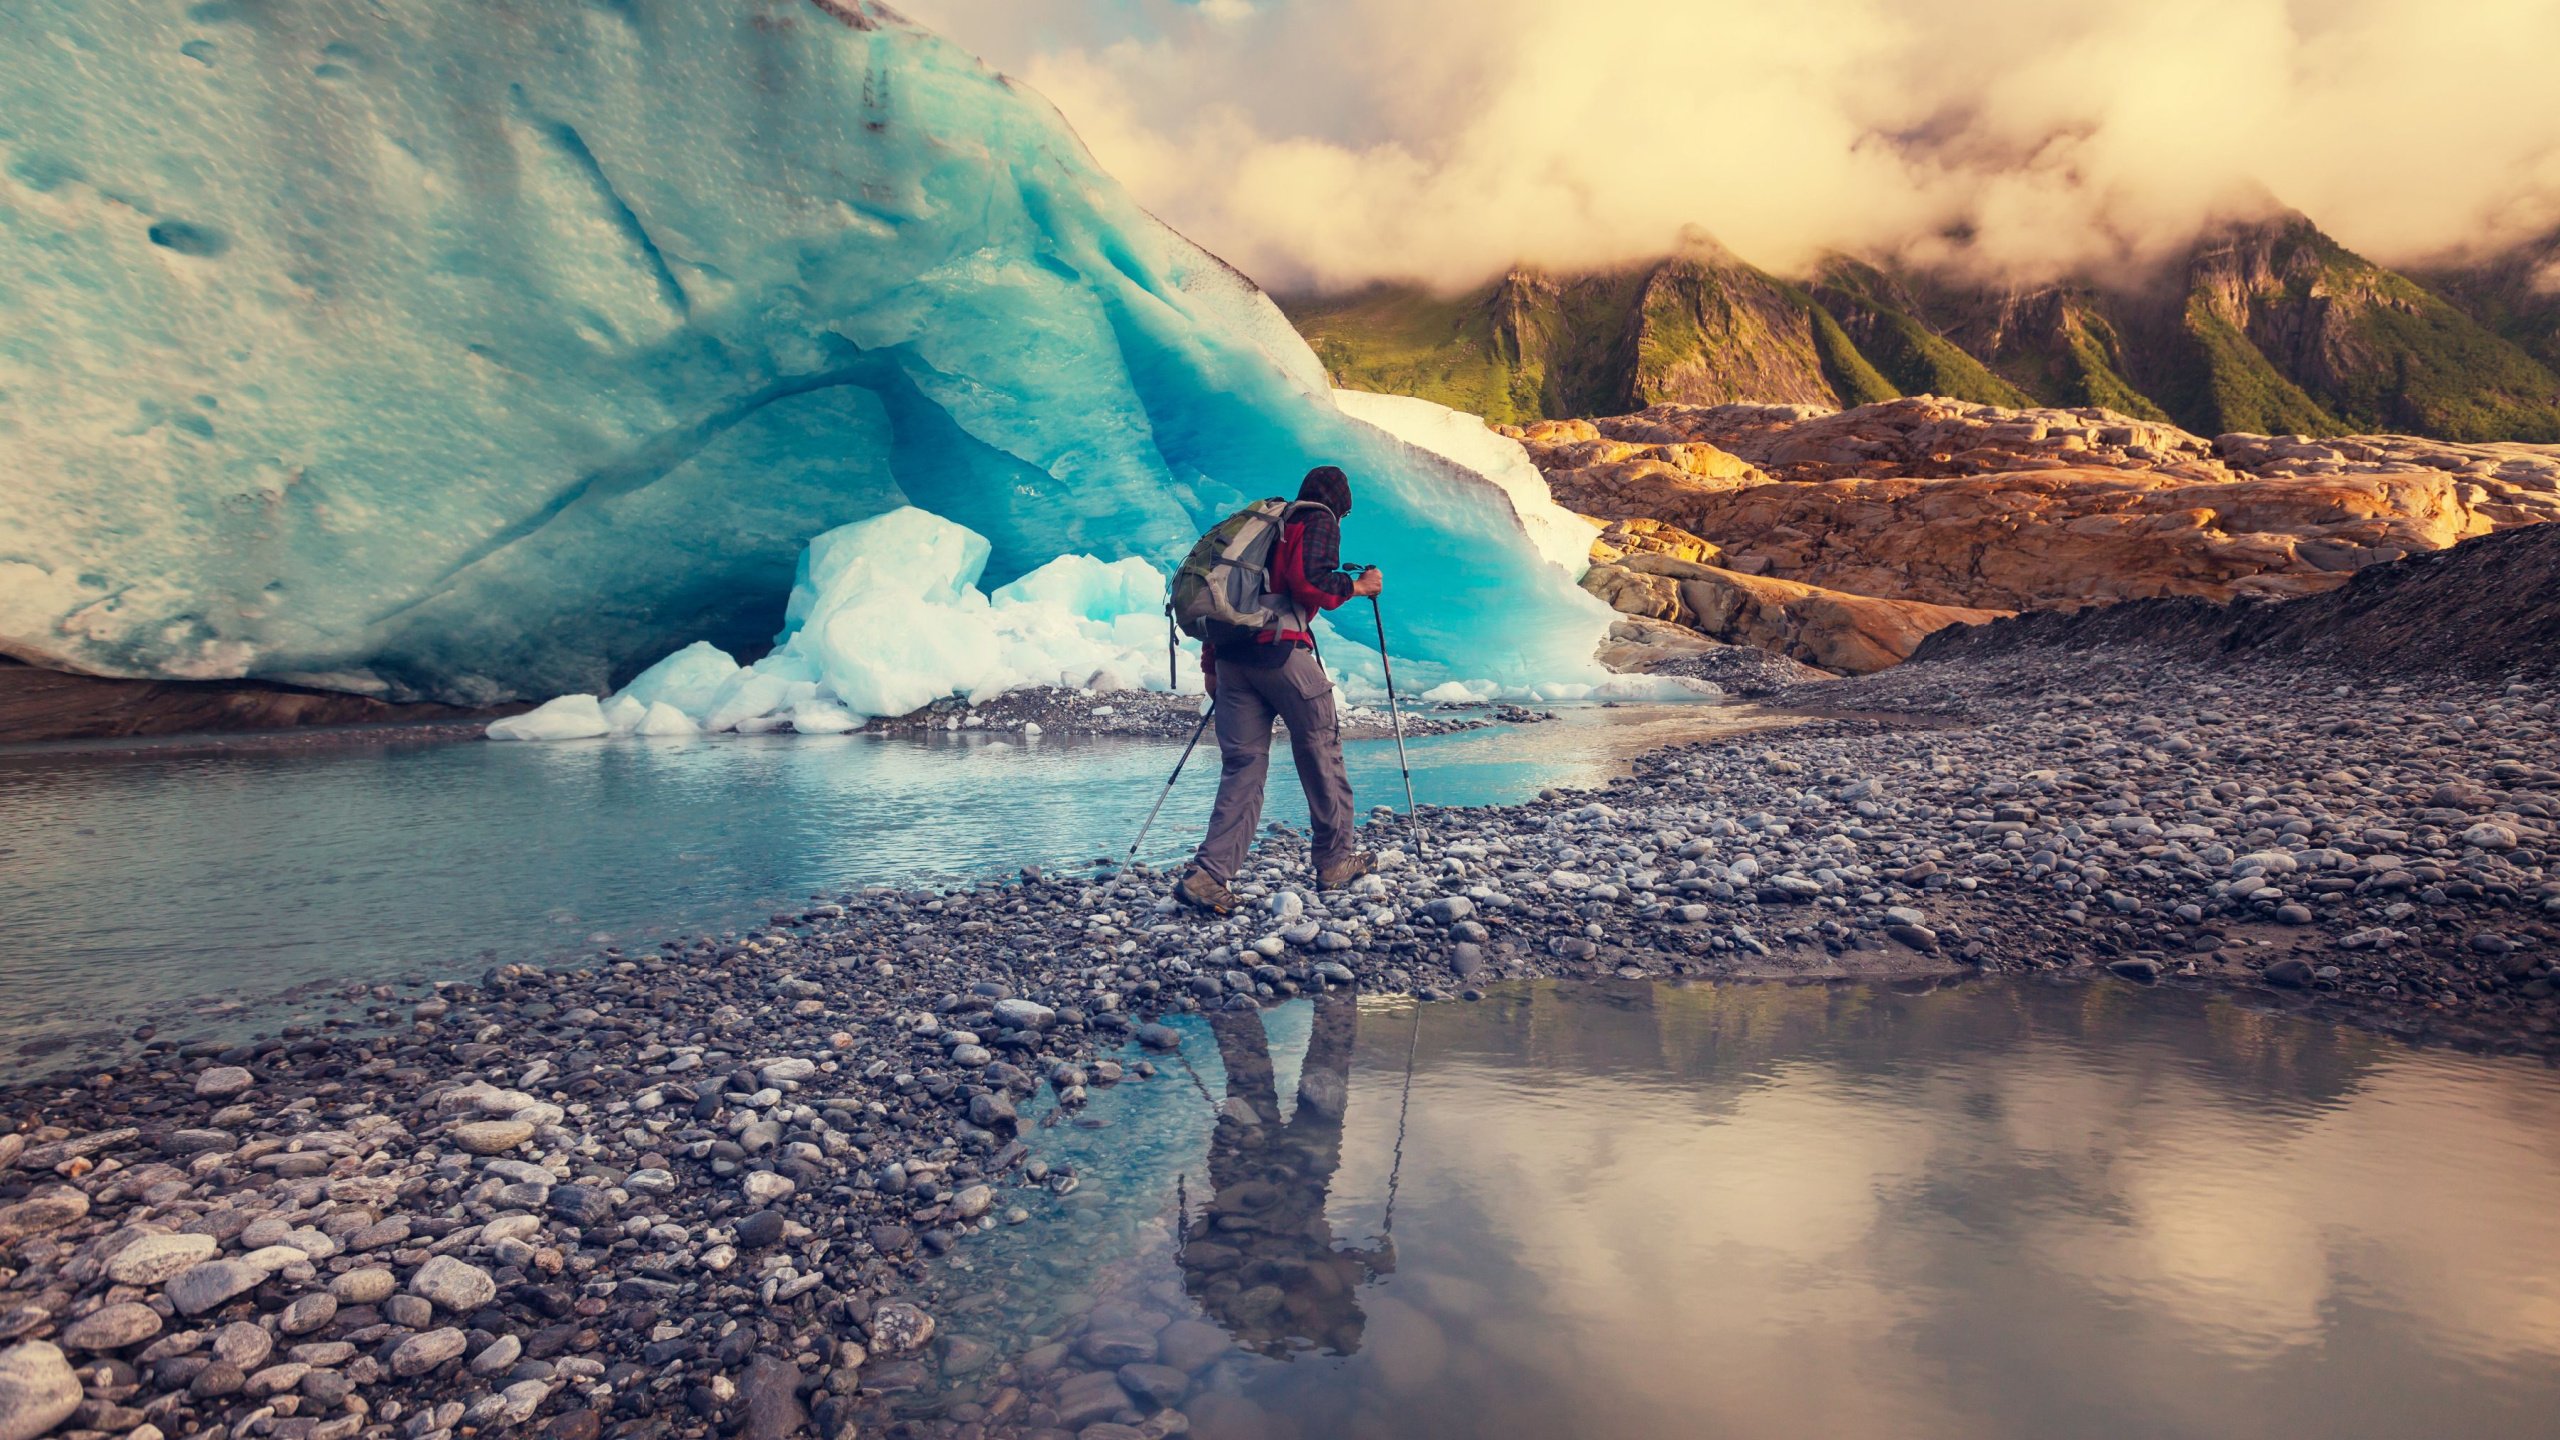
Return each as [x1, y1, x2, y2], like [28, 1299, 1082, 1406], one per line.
[0, 704, 1776, 1069]
[1005, 980, 2560, 1440]
[1182, 991, 1393, 1356]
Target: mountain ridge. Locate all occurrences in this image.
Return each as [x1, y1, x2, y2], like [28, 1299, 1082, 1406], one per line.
[1280, 214, 2560, 443]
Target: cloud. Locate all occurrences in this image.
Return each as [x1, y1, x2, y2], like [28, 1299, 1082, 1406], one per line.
[901, 0, 2560, 293]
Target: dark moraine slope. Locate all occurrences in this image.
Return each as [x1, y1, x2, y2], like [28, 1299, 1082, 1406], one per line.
[1910, 521, 2560, 677]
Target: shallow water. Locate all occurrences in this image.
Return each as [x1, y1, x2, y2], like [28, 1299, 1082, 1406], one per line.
[0, 703, 1787, 1065]
[954, 980, 2560, 1440]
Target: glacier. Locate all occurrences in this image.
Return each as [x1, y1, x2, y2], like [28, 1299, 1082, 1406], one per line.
[0, 0, 1616, 707]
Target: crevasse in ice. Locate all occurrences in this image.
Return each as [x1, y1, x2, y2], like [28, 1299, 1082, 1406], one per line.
[0, 0, 1613, 705]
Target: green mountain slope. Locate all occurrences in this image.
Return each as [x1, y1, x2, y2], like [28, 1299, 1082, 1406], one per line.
[1809, 257, 2031, 407]
[1276, 213, 2560, 441]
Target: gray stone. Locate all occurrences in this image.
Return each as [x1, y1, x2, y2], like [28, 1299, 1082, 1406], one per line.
[194, 1066, 254, 1099]
[949, 1184, 994, 1221]
[165, 1260, 265, 1316]
[212, 1321, 272, 1371]
[103, 1232, 216, 1286]
[0, 1342, 80, 1440]
[0, 1193, 88, 1245]
[391, 1328, 468, 1378]
[992, 998, 1055, 1030]
[280, 1293, 338, 1336]
[446, 1120, 536, 1155]
[741, 1172, 796, 1205]
[1425, 896, 1475, 923]
[411, 1255, 497, 1312]
[470, 1335, 522, 1375]
[967, 1093, 1016, 1130]
[59, 1303, 161, 1352]
[1136, 1024, 1182, 1051]
[331, 1268, 397, 1304]
[755, 1057, 818, 1088]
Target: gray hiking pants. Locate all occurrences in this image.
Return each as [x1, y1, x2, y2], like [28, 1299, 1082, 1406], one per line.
[1192, 647, 1355, 882]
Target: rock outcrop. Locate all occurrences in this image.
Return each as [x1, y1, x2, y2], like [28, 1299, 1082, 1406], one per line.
[1580, 552, 2008, 673]
[1518, 396, 2560, 615]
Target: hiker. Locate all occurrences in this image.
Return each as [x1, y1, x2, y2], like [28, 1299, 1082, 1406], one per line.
[1176, 465, 1382, 913]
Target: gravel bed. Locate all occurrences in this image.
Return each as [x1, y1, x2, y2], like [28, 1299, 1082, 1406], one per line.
[0, 644, 2550, 1440]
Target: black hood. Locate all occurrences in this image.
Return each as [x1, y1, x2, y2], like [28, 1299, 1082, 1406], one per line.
[1298, 464, 1351, 518]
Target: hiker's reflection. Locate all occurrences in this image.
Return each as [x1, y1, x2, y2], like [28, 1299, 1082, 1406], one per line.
[1179, 988, 1392, 1357]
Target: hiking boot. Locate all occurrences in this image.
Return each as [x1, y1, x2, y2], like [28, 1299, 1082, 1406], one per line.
[1177, 868, 1238, 915]
[1316, 853, 1373, 890]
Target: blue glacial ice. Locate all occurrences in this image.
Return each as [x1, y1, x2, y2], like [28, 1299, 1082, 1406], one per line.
[0, 0, 1622, 707]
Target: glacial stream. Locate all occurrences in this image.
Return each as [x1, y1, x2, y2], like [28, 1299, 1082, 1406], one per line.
[929, 980, 2560, 1440]
[0, 704, 1797, 1068]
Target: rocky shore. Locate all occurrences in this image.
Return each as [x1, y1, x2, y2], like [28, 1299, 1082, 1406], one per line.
[3, 625, 2554, 1440]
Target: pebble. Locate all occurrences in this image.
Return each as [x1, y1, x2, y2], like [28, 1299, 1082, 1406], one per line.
[192, 1066, 254, 1099]
[410, 1255, 498, 1312]
[391, 1328, 468, 1378]
[59, 1302, 161, 1351]
[165, 1260, 265, 1317]
[867, 1302, 935, 1355]
[0, 1343, 80, 1440]
[446, 1119, 536, 1155]
[104, 1232, 218, 1285]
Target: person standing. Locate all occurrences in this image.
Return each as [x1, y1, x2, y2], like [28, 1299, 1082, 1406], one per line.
[1177, 466, 1381, 914]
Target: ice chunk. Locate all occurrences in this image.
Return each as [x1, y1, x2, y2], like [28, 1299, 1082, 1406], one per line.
[488, 695, 609, 742]
[0, 0, 1611, 704]
[789, 700, 862, 735]
[618, 644, 741, 719]
[634, 701, 699, 737]
[1331, 391, 1602, 580]
[599, 694, 649, 735]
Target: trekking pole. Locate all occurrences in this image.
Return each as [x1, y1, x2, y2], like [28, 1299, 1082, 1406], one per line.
[1128, 702, 1215, 863]
[1369, 594, 1426, 858]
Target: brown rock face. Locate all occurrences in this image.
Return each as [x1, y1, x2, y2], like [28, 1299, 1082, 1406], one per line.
[1517, 396, 2560, 615]
[1581, 556, 2007, 673]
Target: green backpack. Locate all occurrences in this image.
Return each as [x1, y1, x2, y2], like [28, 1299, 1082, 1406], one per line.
[1169, 498, 1326, 640]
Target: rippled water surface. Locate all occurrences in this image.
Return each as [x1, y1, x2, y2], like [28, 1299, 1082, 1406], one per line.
[0, 705, 1789, 1064]
[936, 980, 2560, 1440]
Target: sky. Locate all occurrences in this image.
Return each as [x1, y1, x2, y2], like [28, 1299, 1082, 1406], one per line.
[898, 0, 2560, 295]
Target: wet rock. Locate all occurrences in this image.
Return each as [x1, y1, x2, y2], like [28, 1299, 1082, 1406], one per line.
[2106, 958, 2161, 983]
[950, 1184, 995, 1220]
[866, 1302, 935, 1356]
[1052, 1370, 1133, 1428]
[1078, 1321, 1159, 1367]
[733, 1210, 787, 1248]
[1137, 1024, 1183, 1051]
[2263, 957, 2316, 988]
[1154, 1319, 1230, 1375]
[1114, 1362, 1191, 1408]
[737, 1355, 807, 1440]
